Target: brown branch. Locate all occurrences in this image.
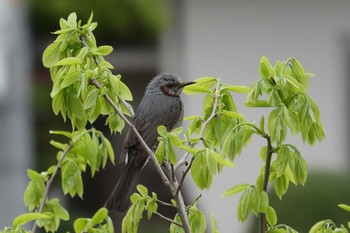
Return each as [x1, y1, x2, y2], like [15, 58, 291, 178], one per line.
[32, 143, 74, 233]
[259, 135, 273, 233]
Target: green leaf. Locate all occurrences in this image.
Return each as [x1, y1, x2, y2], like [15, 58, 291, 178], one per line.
[60, 72, 82, 88]
[223, 84, 250, 93]
[67, 12, 77, 27]
[49, 140, 66, 150]
[222, 110, 245, 120]
[155, 140, 166, 164]
[157, 125, 167, 137]
[117, 79, 133, 101]
[54, 57, 82, 66]
[61, 159, 83, 197]
[266, 206, 277, 226]
[84, 89, 99, 110]
[91, 208, 108, 227]
[13, 213, 51, 229]
[188, 206, 207, 233]
[170, 214, 184, 233]
[105, 112, 125, 133]
[74, 218, 89, 233]
[237, 189, 250, 222]
[259, 115, 265, 134]
[183, 84, 213, 95]
[191, 152, 212, 190]
[274, 175, 289, 199]
[260, 56, 274, 79]
[309, 220, 326, 233]
[245, 100, 271, 108]
[137, 184, 149, 197]
[42, 42, 62, 68]
[223, 184, 250, 197]
[102, 136, 115, 164]
[210, 212, 220, 233]
[192, 76, 218, 88]
[49, 130, 72, 139]
[97, 45, 113, 56]
[338, 204, 350, 212]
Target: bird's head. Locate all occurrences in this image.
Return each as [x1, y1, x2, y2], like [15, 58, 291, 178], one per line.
[146, 73, 195, 97]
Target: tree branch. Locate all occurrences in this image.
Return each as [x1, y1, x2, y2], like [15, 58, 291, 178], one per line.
[259, 135, 273, 233]
[32, 143, 73, 233]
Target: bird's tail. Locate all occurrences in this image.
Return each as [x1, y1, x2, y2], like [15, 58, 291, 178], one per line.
[105, 157, 143, 212]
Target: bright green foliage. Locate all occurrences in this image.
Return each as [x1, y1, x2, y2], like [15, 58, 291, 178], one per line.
[43, 12, 132, 131]
[20, 129, 114, 232]
[270, 144, 307, 199]
[267, 224, 298, 233]
[155, 126, 184, 164]
[309, 220, 349, 233]
[0, 213, 50, 233]
[223, 56, 326, 231]
[183, 77, 248, 190]
[51, 129, 115, 197]
[224, 185, 270, 222]
[247, 56, 325, 145]
[170, 205, 207, 233]
[189, 148, 234, 190]
[73, 208, 114, 233]
[36, 199, 69, 232]
[122, 185, 158, 233]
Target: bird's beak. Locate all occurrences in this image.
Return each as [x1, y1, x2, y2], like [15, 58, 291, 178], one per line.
[180, 81, 196, 88]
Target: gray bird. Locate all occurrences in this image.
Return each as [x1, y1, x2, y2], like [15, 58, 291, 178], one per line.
[105, 73, 195, 212]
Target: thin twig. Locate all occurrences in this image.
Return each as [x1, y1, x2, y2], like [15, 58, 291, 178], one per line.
[154, 211, 183, 228]
[175, 90, 220, 171]
[186, 194, 202, 211]
[156, 199, 176, 208]
[32, 143, 73, 233]
[175, 156, 195, 196]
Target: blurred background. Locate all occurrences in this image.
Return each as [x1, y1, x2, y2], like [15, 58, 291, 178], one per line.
[0, 0, 349, 232]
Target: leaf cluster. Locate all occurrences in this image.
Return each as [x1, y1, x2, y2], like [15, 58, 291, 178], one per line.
[9, 128, 115, 233]
[247, 56, 325, 145]
[43, 12, 132, 132]
[222, 56, 327, 232]
[182, 77, 249, 190]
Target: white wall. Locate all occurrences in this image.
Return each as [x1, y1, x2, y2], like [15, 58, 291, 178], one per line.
[161, 0, 350, 232]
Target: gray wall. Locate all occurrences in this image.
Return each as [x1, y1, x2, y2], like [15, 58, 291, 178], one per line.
[0, 2, 31, 227]
[160, 1, 350, 232]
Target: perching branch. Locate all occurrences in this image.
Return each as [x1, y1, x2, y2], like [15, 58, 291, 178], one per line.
[32, 143, 74, 233]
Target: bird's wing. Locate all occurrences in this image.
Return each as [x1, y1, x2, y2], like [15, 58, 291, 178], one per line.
[120, 96, 183, 165]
